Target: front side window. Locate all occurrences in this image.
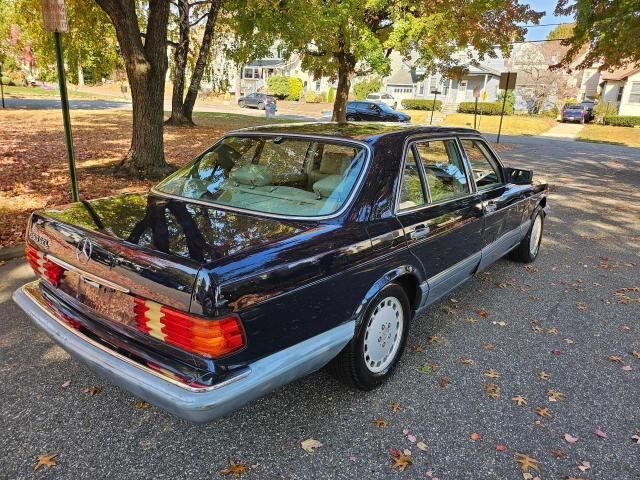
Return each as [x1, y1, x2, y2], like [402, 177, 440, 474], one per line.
[414, 140, 469, 202]
[398, 149, 426, 211]
[460, 139, 503, 189]
[155, 136, 367, 217]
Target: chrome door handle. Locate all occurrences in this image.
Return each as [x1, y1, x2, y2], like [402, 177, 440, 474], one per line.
[485, 201, 498, 213]
[412, 224, 431, 240]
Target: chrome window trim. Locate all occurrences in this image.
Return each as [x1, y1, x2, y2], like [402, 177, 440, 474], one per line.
[151, 132, 373, 222]
[458, 136, 506, 191]
[394, 135, 478, 216]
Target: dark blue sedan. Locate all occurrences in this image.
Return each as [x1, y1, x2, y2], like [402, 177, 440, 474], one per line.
[14, 123, 548, 422]
[346, 101, 411, 122]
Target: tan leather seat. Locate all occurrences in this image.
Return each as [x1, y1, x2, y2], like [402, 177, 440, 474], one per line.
[309, 151, 352, 185]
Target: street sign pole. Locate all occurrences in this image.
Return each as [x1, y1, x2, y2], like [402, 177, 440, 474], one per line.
[474, 97, 478, 129]
[429, 90, 439, 125]
[53, 31, 79, 201]
[0, 63, 5, 108]
[497, 72, 511, 144]
[41, 0, 79, 202]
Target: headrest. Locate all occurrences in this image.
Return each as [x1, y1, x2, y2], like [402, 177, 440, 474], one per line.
[319, 152, 351, 175]
[230, 164, 273, 187]
[313, 174, 343, 199]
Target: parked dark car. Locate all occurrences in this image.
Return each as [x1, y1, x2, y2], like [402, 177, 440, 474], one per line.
[14, 123, 548, 422]
[238, 92, 276, 110]
[561, 103, 593, 123]
[346, 101, 411, 122]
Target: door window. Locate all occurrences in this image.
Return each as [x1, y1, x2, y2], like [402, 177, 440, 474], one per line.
[398, 148, 426, 211]
[460, 139, 503, 189]
[414, 140, 469, 203]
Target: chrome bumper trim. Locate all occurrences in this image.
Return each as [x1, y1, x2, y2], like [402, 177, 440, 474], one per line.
[13, 281, 355, 422]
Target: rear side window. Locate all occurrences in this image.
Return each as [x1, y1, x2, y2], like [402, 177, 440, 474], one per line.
[398, 148, 426, 211]
[414, 140, 469, 203]
[460, 139, 503, 189]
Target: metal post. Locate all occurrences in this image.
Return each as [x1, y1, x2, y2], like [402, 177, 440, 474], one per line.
[0, 63, 5, 108]
[496, 72, 510, 144]
[429, 91, 438, 125]
[53, 31, 79, 202]
[474, 96, 478, 129]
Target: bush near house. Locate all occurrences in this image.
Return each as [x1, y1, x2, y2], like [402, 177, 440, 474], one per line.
[328, 86, 336, 103]
[287, 77, 304, 101]
[602, 115, 640, 127]
[304, 90, 327, 103]
[401, 99, 442, 111]
[267, 75, 304, 100]
[459, 101, 513, 115]
[353, 77, 382, 100]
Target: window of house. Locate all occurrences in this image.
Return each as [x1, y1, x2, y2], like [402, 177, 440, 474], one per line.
[315, 80, 321, 92]
[617, 86, 624, 102]
[629, 82, 640, 103]
[428, 77, 438, 94]
[243, 67, 260, 79]
[398, 148, 426, 211]
[418, 83, 425, 96]
[414, 140, 469, 203]
[460, 139, 503, 190]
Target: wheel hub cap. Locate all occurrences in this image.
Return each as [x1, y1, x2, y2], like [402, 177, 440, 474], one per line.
[529, 215, 542, 256]
[363, 297, 403, 373]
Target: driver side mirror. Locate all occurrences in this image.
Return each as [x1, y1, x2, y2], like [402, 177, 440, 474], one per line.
[505, 166, 533, 185]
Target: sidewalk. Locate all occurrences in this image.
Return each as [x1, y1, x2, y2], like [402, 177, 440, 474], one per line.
[540, 121, 584, 140]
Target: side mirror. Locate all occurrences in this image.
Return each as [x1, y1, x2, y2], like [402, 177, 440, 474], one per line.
[505, 166, 533, 185]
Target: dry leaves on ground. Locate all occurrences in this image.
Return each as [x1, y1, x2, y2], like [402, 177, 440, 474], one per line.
[221, 459, 248, 478]
[34, 453, 57, 471]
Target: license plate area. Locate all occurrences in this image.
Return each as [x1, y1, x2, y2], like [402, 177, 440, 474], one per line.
[58, 270, 136, 328]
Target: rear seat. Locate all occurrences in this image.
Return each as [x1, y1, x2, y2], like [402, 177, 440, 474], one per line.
[309, 152, 352, 186]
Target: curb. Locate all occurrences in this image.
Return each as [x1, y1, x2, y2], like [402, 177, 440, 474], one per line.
[0, 243, 25, 261]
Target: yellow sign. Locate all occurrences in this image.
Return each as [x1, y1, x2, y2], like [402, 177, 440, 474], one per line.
[481, 90, 487, 101]
[41, 0, 68, 33]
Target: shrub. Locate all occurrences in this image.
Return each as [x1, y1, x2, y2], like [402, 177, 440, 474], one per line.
[0, 76, 12, 86]
[498, 90, 515, 111]
[401, 99, 442, 111]
[267, 75, 291, 99]
[594, 101, 617, 122]
[328, 86, 336, 103]
[305, 90, 325, 103]
[458, 101, 513, 115]
[353, 77, 382, 100]
[603, 115, 640, 127]
[287, 77, 303, 101]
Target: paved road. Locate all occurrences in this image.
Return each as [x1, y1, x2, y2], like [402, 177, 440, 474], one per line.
[1, 136, 639, 479]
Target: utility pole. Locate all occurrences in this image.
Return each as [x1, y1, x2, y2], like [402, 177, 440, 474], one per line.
[41, 0, 79, 202]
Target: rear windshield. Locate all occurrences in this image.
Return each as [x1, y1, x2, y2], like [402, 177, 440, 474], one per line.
[155, 135, 367, 217]
[565, 105, 584, 110]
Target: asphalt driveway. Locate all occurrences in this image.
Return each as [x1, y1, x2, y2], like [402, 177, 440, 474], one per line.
[1, 136, 639, 479]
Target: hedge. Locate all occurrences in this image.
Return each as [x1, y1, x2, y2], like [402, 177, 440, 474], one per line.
[602, 115, 640, 127]
[459, 101, 513, 115]
[401, 99, 442, 111]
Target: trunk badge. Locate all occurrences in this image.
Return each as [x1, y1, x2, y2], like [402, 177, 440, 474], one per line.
[75, 238, 93, 265]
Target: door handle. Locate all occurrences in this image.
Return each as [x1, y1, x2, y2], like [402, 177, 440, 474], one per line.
[412, 224, 431, 240]
[485, 201, 498, 214]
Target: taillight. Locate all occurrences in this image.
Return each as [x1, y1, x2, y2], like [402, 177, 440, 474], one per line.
[133, 297, 245, 358]
[25, 244, 64, 286]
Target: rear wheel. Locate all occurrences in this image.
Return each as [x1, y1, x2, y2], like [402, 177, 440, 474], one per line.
[510, 207, 544, 263]
[238, 100, 245, 108]
[346, 114, 357, 121]
[258, 102, 266, 110]
[328, 283, 411, 390]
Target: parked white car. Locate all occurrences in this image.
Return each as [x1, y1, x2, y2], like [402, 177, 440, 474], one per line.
[366, 92, 397, 109]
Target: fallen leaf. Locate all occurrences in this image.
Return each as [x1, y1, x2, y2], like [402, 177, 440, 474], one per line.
[632, 432, 640, 444]
[427, 335, 443, 344]
[531, 325, 544, 333]
[608, 355, 624, 363]
[416, 441, 428, 451]
[576, 302, 587, 311]
[391, 451, 412, 471]
[460, 357, 474, 365]
[496, 282, 508, 288]
[300, 438, 322, 453]
[476, 309, 489, 317]
[482, 343, 495, 351]
[482, 382, 500, 399]
[132, 399, 151, 410]
[547, 389, 566, 402]
[564, 433, 579, 444]
[538, 371, 550, 381]
[632, 351, 640, 359]
[373, 418, 388, 428]
[551, 350, 562, 356]
[470, 432, 481, 441]
[389, 447, 400, 457]
[390, 402, 401, 413]
[514, 452, 540, 473]
[595, 428, 608, 439]
[564, 338, 575, 345]
[412, 345, 425, 353]
[483, 368, 501, 379]
[524, 265, 538, 273]
[61, 380, 71, 389]
[407, 434, 417, 443]
[221, 459, 247, 478]
[551, 448, 566, 459]
[35, 453, 57, 471]
[417, 363, 433, 374]
[496, 444, 507, 452]
[84, 386, 102, 396]
[535, 406, 552, 418]
[546, 328, 558, 335]
[622, 365, 633, 371]
[438, 377, 450, 388]
[577, 460, 591, 472]
[512, 395, 528, 406]
[465, 316, 479, 324]
[492, 320, 507, 327]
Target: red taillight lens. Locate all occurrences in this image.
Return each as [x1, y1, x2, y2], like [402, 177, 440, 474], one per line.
[25, 244, 64, 286]
[133, 297, 245, 358]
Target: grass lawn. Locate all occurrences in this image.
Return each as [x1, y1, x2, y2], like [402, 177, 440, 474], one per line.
[577, 124, 640, 148]
[0, 109, 294, 248]
[442, 113, 556, 135]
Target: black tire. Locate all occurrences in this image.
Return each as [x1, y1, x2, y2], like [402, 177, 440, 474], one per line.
[328, 283, 411, 390]
[510, 206, 544, 263]
[258, 102, 266, 110]
[346, 114, 357, 121]
[238, 100, 245, 108]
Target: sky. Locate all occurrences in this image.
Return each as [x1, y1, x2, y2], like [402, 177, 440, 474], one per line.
[521, 0, 574, 41]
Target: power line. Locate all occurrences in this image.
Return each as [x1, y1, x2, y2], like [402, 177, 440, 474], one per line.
[519, 22, 575, 28]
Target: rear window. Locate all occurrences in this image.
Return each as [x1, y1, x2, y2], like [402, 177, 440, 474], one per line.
[565, 105, 584, 110]
[155, 136, 367, 218]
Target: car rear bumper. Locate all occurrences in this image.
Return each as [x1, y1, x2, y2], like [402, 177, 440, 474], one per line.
[13, 281, 354, 423]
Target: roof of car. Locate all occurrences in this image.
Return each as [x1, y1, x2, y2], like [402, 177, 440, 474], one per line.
[230, 122, 480, 142]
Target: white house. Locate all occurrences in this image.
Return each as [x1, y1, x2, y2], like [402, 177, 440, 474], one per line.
[599, 66, 640, 116]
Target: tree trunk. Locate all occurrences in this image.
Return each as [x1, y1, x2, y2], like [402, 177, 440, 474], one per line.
[165, 0, 192, 126]
[332, 51, 355, 122]
[234, 65, 242, 101]
[181, 0, 223, 122]
[77, 60, 84, 86]
[96, 0, 171, 178]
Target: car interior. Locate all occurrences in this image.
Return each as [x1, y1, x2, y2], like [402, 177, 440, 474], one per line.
[156, 136, 366, 217]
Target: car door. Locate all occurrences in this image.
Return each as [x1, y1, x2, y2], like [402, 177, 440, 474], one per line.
[246, 93, 258, 107]
[459, 137, 529, 270]
[395, 137, 484, 307]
